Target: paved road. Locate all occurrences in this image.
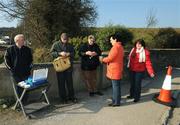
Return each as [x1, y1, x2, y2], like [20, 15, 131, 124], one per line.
[0, 69, 180, 125]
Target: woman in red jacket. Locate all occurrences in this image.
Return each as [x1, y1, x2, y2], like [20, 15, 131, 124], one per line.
[127, 39, 155, 102]
[100, 33, 124, 107]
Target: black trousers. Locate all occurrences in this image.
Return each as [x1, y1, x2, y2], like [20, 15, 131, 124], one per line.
[56, 70, 75, 101]
[12, 75, 29, 103]
[129, 71, 145, 100]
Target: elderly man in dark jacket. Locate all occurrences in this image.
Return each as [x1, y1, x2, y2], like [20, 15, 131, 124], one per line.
[50, 33, 77, 103]
[79, 35, 103, 96]
[4, 34, 33, 103]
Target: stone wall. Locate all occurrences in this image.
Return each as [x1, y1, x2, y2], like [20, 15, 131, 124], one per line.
[1, 49, 180, 99]
[150, 49, 180, 72]
[0, 62, 111, 99]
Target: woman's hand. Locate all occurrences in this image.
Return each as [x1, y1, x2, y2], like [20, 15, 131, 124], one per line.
[150, 73, 155, 78]
[99, 56, 103, 63]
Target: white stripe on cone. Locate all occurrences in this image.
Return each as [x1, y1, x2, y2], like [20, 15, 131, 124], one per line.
[162, 75, 171, 90]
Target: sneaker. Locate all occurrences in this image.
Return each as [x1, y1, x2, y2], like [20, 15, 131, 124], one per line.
[94, 91, 103, 96]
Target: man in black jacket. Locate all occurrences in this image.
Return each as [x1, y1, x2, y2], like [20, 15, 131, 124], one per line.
[4, 34, 33, 103]
[50, 33, 77, 103]
[79, 35, 103, 96]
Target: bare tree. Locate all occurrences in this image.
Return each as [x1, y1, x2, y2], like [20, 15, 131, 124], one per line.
[0, 0, 30, 19]
[146, 8, 158, 28]
[0, 0, 97, 46]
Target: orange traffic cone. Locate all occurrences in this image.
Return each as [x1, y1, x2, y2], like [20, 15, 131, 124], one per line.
[157, 66, 172, 103]
[153, 66, 176, 107]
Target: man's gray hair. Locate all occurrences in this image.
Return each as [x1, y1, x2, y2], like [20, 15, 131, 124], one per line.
[14, 34, 24, 43]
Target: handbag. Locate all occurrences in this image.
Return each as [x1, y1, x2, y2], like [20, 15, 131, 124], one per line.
[53, 57, 71, 72]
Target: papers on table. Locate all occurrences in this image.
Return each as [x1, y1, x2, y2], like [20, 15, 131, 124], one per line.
[32, 68, 48, 82]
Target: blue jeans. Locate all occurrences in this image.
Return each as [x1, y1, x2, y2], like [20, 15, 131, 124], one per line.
[112, 80, 121, 105]
[129, 71, 144, 100]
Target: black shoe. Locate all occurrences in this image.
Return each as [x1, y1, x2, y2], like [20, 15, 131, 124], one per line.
[133, 99, 139, 103]
[108, 103, 113, 106]
[113, 104, 120, 107]
[94, 91, 104, 96]
[61, 100, 68, 104]
[70, 97, 78, 103]
[108, 103, 120, 107]
[89, 92, 95, 97]
[127, 95, 133, 99]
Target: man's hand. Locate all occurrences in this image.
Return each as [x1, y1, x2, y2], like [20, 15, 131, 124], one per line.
[65, 52, 70, 57]
[91, 51, 97, 56]
[59, 51, 67, 57]
[86, 51, 97, 56]
[85, 51, 92, 56]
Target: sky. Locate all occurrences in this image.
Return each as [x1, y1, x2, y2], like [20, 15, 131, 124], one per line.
[0, 0, 179, 28]
[94, 0, 180, 28]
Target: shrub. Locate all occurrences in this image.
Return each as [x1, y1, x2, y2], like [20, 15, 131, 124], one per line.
[129, 28, 159, 49]
[33, 47, 52, 63]
[69, 37, 87, 60]
[153, 28, 180, 48]
[95, 24, 133, 51]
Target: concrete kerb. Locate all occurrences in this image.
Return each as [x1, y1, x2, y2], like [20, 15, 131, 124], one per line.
[140, 73, 179, 125]
[162, 91, 180, 125]
[143, 83, 172, 125]
[141, 77, 171, 125]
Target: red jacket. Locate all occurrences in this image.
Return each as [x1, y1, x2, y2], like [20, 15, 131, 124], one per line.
[128, 48, 154, 76]
[103, 42, 124, 80]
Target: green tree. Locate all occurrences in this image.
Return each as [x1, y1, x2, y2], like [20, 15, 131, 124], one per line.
[0, 0, 97, 62]
[0, 0, 97, 46]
